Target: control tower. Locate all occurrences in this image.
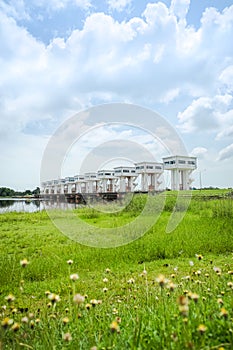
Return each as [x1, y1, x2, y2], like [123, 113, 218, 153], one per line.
[135, 162, 163, 191]
[163, 156, 197, 190]
[114, 166, 136, 192]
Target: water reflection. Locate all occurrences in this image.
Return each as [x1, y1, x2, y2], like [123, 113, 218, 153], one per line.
[0, 199, 78, 213]
[0, 200, 15, 208]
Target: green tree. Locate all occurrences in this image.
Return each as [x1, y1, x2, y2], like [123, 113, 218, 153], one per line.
[0, 187, 15, 197]
[32, 187, 40, 196]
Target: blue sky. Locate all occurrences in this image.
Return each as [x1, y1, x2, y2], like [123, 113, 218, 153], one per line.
[3, 0, 232, 44]
[0, 0, 233, 190]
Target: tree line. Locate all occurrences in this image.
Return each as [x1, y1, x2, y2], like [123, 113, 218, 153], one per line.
[0, 187, 40, 197]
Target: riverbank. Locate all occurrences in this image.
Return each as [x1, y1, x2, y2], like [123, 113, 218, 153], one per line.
[0, 197, 41, 201]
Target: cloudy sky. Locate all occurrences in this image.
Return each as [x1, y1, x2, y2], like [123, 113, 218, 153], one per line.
[0, 0, 233, 190]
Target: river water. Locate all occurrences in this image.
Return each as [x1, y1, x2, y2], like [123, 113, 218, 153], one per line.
[0, 198, 78, 214]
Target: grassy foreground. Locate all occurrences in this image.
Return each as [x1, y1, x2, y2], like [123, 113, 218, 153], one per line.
[0, 190, 233, 349]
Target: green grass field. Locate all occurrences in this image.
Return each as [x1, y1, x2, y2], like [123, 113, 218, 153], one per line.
[0, 190, 233, 349]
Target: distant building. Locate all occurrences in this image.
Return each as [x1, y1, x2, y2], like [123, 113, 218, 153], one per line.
[41, 155, 197, 195]
[163, 155, 197, 190]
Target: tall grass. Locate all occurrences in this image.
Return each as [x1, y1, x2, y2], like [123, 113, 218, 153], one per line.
[0, 191, 233, 349]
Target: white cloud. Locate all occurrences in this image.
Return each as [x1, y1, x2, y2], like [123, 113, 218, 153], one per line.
[216, 126, 233, 141]
[62, 124, 167, 176]
[177, 97, 219, 133]
[2, 3, 233, 109]
[219, 65, 233, 93]
[74, 0, 92, 9]
[159, 88, 180, 103]
[201, 5, 233, 30]
[178, 93, 233, 134]
[191, 147, 208, 158]
[33, 0, 92, 11]
[213, 94, 233, 110]
[107, 0, 132, 13]
[215, 109, 233, 140]
[0, 0, 92, 21]
[0, 0, 30, 20]
[170, 0, 190, 20]
[142, 2, 170, 25]
[1, 2, 233, 188]
[200, 6, 233, 62]
[218, 143, 233, 161]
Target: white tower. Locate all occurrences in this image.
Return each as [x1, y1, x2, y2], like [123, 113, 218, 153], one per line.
[65, 177, 76, 194]
[47, 180, 53, 194]
[114, 166, 137, 192]
[74, 175, 86, 193]
[97, 170, 116, 192]
[58, 178, 65, 194]
[135, 162, 163, 192]
[52, 179, 59, 194]
[84, 172, 98, 193]
[163, 155, 197, 190]
[41, 181, 48, 195]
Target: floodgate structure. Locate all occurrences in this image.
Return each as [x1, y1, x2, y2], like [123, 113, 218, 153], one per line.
[40, 155, 197, 203]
